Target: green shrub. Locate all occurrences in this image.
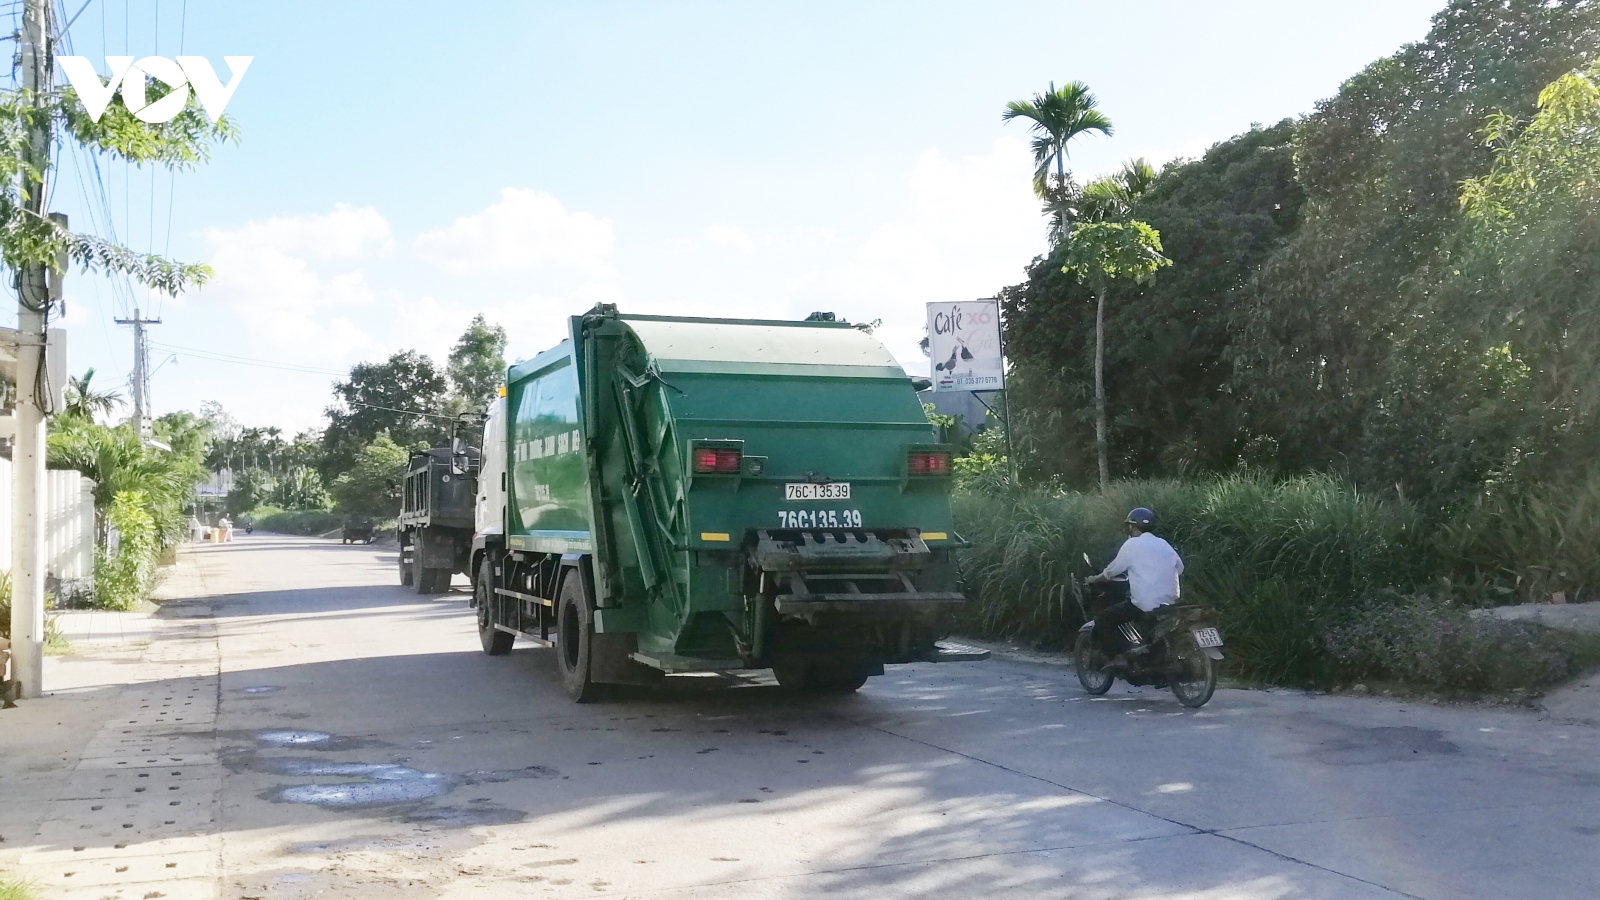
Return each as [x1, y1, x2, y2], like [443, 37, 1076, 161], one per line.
[1322, 594, 1579, 694]
[0, 874, 38, 900]
[95, 490, 159, 611]
[954, 473, 1429, 684]
[254, 508, 344, 536]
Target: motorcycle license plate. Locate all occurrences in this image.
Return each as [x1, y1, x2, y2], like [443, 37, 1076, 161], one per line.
[1193, 627, 1224, 648]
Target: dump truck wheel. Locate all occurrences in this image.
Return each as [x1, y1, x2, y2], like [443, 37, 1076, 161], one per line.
[478, 562, 513, 656]
[398, 536, 414, 586]
[413, 551, 439, 594]
[556, 574, 602, 702]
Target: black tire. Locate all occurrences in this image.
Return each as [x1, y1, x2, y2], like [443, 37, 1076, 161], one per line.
[772, 658, 869, 693]
[413, 550, 437, 594]
[1075, 630, 1114, 695]
[478, 561, 513, 656]
[556, 572, 601, 702]
[399, 536, 414, 587]
[1167, 631, 1217, 709]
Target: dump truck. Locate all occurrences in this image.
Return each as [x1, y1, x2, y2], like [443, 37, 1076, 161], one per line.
[397, 443, 481, 594]
[470, 304, 986, 700]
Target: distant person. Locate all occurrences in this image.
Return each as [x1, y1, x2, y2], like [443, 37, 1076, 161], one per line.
[219, 515, 234, 543]
[1085, 508, 1183, 662]
[189, 515, 205, 542]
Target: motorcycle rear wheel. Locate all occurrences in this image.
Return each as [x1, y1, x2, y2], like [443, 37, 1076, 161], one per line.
[1167, 631, 1216, 708]
[1074, 631, 1114, 695]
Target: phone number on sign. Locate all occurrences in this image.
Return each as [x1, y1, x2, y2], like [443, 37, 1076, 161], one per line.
[778, 509, 862, 529]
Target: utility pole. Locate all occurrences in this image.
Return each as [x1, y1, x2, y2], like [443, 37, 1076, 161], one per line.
[11, 0, 54, 700]
[116, 308, 161, 441]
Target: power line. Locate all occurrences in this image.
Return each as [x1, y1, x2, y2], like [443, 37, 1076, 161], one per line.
[148, 341, 348, 376]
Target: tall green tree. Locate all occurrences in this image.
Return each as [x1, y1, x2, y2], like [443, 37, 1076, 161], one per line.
[330, 433, 409, 516]
[1060, 221, 1171, 490]
[1229, 0, 1600, 480]
[447, 314, 508, 417]
[321, 351, 448, 479]
[1001, 122, 1303, 484]
[1002, 81, 1114, 198]
[1080, 158, 1157, 223]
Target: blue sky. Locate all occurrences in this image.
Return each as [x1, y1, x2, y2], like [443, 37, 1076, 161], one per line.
[34, 0, 1444, 433]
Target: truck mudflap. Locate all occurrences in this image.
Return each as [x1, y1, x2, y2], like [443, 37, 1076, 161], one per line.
[751, 529, 966, 621]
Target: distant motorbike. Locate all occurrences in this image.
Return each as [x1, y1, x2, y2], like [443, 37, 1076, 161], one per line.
[1072, 554, 1224, 708]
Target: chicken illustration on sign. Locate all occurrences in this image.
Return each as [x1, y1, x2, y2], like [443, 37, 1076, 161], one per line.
[927, 300, 1004, 392]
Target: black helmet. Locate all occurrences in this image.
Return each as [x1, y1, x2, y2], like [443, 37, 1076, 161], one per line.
[1125, 507, 1155, 528]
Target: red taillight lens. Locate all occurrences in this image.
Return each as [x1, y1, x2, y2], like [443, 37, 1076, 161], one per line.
[693, 447, 742, 474]
[908, 450, 951, 476]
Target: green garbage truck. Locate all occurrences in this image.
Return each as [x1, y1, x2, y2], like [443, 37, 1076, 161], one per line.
[470, 304, 986, 700]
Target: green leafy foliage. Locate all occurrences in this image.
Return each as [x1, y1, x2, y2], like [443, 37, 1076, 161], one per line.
[48, 418, 205, 547]
[321, 351, 447, 480]
[954, 474, 1428, 684]
[95, 491, 158, 611]
[447, 314, 508, 416]
[1001, 80, 1113, 198]
[1060, 220, 1169, 290]
[0, 82, 233, 291]
[330, 433, 408, 516]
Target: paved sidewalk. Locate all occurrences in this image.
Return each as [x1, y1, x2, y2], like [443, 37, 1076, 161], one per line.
[1, 549, 222, 899]
[52, 609, 157, 646]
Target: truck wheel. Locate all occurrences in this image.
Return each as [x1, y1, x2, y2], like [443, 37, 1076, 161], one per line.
[478, 561, 513, 656]
[398, 536, 414, 586]
[772, 658, 869, 693]
[556, 573, 602, 702]
[413, 552, 438, 594]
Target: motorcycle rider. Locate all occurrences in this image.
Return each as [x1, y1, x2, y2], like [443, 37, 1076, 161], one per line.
[1085, 508, 1184, 664]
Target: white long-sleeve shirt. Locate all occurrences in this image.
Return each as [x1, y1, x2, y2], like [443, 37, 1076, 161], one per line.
[1101, 532, 1184, 611]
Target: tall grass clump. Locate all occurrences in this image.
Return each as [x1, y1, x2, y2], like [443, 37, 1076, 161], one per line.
[954, 472, 1429, 685]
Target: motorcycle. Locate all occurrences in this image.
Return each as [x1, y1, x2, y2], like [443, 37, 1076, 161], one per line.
[1071, 553, 1224, 708]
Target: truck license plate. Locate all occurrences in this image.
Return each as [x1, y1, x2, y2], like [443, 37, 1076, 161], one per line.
[1193, 627, 1224, 648]
[785, 482, 850, 501]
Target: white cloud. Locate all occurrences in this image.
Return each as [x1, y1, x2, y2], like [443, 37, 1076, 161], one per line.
[705, 224, 756, 252]
[789, 136, 1045, 370]
[211, 203, 393, 260]
[412, 188, 615, 275]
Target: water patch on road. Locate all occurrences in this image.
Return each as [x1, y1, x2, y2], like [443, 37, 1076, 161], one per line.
[264, 760, 454, 807]
[238, 685, 282, 694]
[256, 729, 333, 746]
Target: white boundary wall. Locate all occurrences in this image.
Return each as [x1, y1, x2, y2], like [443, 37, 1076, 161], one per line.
[0, 457, 96, 584]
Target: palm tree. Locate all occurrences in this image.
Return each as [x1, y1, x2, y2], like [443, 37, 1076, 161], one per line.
[63, 368, 124, 422]
[1002, 81, 1114, 199]
[1081, 158, 1158, 223]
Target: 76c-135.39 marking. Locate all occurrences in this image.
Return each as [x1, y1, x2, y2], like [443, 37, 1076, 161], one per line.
[778, 509, 862, 529]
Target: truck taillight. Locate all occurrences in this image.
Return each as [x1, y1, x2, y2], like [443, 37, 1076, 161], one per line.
[693, 447, 743, 474]
[908, 450, 951, 476]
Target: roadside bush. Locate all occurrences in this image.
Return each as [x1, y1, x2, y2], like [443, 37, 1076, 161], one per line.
[254, 508, 343, 536]
[95, 491, 159, 611]
[1322, 594, 1580, 694]
[0, 873, 38, 900]
[954, 473, 1429, 684]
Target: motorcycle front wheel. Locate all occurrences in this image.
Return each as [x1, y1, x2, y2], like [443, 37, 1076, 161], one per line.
[1074, 631, 1114, 695]
[1167, 631, 1217, 708]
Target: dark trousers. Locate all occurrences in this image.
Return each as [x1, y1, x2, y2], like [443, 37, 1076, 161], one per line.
[1096, 599, 1150, 656]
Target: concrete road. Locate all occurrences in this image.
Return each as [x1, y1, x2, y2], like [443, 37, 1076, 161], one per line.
[5, 534, 1599, 899]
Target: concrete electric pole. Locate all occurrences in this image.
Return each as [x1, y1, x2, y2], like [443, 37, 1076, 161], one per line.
[10, 0, 54, 700]
[116, 308, 161, 441]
